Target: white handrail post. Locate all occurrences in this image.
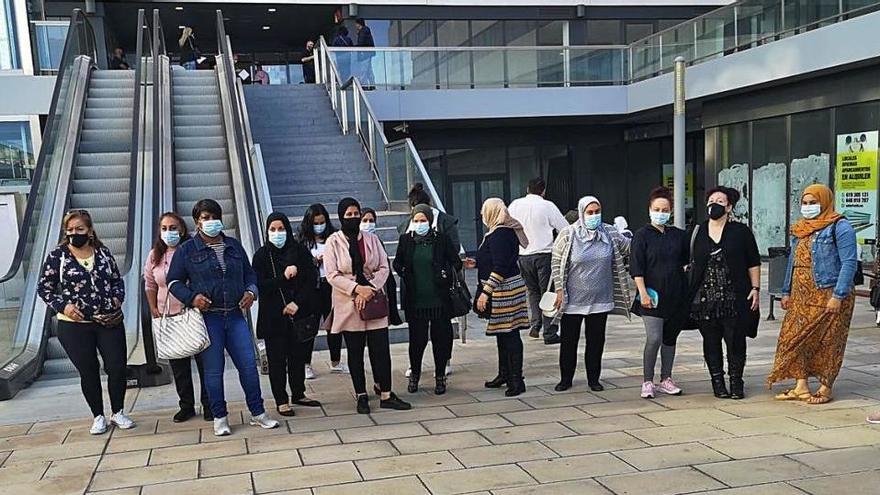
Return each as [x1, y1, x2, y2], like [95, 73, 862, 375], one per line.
[341, 88, 349, 134]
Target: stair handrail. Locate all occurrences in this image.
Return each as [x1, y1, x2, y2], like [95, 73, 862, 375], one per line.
[234, 77, 273, 236]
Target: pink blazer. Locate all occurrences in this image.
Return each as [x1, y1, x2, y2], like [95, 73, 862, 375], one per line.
[323, 231, 390, 332]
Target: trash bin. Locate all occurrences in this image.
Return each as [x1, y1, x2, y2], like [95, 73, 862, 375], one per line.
[767, 247, 790, 296]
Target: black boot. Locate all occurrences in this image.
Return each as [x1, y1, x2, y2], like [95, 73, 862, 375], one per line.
[485, 342, 509, 388]
[728, 355, 745, 400]
[407, 372, 420, 394]
[505, 346, 526, 397]
[434, 375, 447, 395]
[711, 373, 731, 399]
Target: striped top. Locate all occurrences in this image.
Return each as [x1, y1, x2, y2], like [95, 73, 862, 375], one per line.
[210, 242, 227, 273]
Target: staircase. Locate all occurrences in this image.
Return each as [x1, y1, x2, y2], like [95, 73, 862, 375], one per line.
[243, 84, 386, 217]
[171, 68, 238, 235]
[43, 69, 136, 379]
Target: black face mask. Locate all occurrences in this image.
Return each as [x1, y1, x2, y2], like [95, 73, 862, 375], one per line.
[707, 203, 727, 220]
[68, 233, 90, 248]
[341, 216, 361, 237]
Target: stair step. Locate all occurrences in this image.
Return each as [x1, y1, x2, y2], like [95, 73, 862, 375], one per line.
[72, 178, 131, 194]
[174, 114, 223, 126]
[78, 141, 132, 154]
[173, 105, 223, 116]
[175, 148, 228, 162]
[81, 117, 132, 131]
[92, 70, 136, 80]
[175, 159, 229, 175]
[74, 165, 129, 180]
[176, 172, 231, 188]
[85, 107, 133, 119]
[77, 152, 130, 167]
[174, 125, 225, 138]
[87, 97, 133, 109]
[175, 136, 226, 149]
[174, 94, 220, 106]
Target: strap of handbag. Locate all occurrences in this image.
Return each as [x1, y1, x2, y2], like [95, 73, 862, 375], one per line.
[269, 251, 294, 315]
[687, 223, 700, 269]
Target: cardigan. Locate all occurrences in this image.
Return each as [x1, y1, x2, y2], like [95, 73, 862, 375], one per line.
[687, 220, 760, 302]
[475, 227, 521, 295]
[144, 248, 184, 316]
[393, 231, 462, 319]
[252, 240, 319, 339]
[323, 231, 391, 332]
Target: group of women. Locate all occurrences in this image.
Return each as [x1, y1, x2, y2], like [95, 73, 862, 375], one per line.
[37, 179, 866, 435]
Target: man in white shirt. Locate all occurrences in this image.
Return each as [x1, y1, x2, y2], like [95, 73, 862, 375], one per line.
[508, 178, 569, 344]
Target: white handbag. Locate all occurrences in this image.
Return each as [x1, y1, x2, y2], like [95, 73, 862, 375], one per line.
[538, 277, 558, 318]
[153, 281, 210, 360]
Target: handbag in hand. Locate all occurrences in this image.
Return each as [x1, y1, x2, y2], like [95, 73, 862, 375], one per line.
[538, 278, 558, 319]
[359, 290, 390, 321]
[448, 268, 472, 318]
[153, 281, 210, 360]
[270, 252, 319, 342]
[94, 308, 124, 328]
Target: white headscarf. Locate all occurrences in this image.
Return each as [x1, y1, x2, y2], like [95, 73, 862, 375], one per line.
[575, 195, 604, 242]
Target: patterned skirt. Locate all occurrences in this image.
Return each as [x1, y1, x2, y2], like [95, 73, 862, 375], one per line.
[486, 274, 530, 335]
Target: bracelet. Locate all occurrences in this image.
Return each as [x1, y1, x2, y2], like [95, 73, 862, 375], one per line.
[750, 287, 760, 293]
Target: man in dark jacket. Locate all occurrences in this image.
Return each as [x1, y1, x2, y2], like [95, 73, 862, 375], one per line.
[332, 26, 354, 81]
[355, 18, 375, 86]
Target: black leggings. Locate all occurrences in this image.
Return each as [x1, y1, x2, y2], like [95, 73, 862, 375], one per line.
[169, 354, 208, 412]
[264, 333, 311, 405]
[559, 312, 608, 385]
[308, 278, 343, 364]
[56, 320, 128, 417]
[699, 317, 746, 377]
[343, 329, 392, 395]
[408, 316, 453, 377]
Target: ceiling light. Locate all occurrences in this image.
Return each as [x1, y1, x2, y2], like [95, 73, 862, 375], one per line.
[268, 8, 277, 12]
[262, 25, 271, 30]
[178, 25, 185, 29]
[175, 6, 183, 10]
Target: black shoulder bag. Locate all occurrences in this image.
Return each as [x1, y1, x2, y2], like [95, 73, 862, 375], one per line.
[269, 251, 318, 342]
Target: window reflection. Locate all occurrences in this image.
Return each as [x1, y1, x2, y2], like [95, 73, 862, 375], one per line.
[0, 0, 20, 70]
[0, 122, 34, 186]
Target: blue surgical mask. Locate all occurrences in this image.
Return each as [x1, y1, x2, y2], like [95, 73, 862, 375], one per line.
[360, 222, 376, 234]
[649, 211, 671, 226]
[161, 230, 180, 247]
[801, 204, 821, 220]
[413, 222, 430, 236]
[201, 219, 223, 237]
[313, 223, 326, 235]
[268, 231, 287, 249]
[583, 214, 602, 230]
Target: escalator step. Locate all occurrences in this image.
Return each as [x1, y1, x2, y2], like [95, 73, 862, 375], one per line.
[88, 88, 135, 99]
[173, 105, 222, 117]
[177, 185, 233, 202]
[77, 152, 130, 167]
[175, 159, 229, 174]
[173, 95, 220, 106]
[80, 129, 133, 144]
[85, 107, 133, 120]
[70, 192, 130, 209]
[173, 85, 219, 96]
[174, 125, 224, 138]
[75, 165, 129, 180]
[92, 70, 136, 79]
[42, 358, 79, 378]
[174, 114, 223, 127]
[176, 172, 231, 188]
[81, 117, 132, 131]
[87, 97, 134, 109]
[72, 178, 130, 194]
[175, 137, 226, 149]
[90, 78, 136, 90]
[175, 148, 227, 162]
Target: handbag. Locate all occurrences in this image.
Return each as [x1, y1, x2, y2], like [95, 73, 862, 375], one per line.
[270, 252, 319, 342]
[538, 278, 557, 318]
[359, 290, 389, 320]
[94, 309, 124, 328]
[153, 281, 210, 360]
[448, 268, 472, 318]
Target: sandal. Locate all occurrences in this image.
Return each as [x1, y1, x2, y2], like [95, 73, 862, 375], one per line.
[276, 404, 296, 417]
[775, 389, 812, 401]
[806, 393, 833, 405]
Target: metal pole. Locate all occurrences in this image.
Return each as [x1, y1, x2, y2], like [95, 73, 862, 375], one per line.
[673, 56, 686, 229]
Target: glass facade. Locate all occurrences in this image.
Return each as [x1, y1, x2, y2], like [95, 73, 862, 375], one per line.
[33, 21, 68, 73]
[0, 121, 34, 186]
[0, 0, 19, 70]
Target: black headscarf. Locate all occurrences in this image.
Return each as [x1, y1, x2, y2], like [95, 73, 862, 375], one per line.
[265, 211, 294, 252]
[410, 203, 436, 245]
[337, 197, 369, 285]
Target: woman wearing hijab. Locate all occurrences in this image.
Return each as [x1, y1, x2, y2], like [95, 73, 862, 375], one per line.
[394, 204, 462, 395]
[551, 196, 632, 393]
[253, 212, 323, 417]
[324, 197, 412, 414]
[469, 198, 530, 397]
[769, 184, 857, 405]
[688, 187, 761, 400]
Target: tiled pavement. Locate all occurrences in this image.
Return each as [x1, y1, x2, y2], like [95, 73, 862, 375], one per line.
[1, 299, 880, 494]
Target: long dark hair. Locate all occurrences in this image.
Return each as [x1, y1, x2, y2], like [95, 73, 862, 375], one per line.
[61, 209, 105, 249]
[299, 203, 336, 249]
[151, 212, 189, 266]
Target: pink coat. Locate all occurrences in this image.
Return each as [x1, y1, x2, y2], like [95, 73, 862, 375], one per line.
[323, 231, 390, 332]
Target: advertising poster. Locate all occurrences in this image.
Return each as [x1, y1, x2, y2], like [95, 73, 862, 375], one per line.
[662, 163, 694, 210]
[835, 131, 878, 253]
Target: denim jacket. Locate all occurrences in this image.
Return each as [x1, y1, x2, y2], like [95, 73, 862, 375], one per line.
[782, 219, 857, 300]
[166, 233, 258, 311]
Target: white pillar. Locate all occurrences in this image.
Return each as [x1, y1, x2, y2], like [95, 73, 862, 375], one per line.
[673, 56, 686, 229]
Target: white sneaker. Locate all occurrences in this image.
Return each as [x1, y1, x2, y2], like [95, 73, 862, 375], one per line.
[110, 411, 136, 430]
[305, 364, 316, 380]
[445, 363, 453, 376]
[90, 415, 107, 435]
[214, 416, 232, 436]
[330, 362, 349, 374]
[405, 367, 412, 378]
[250, 413, 280, 429]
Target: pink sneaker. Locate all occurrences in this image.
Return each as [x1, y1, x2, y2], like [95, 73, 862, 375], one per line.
[656, 377, 682, 395]
[867, 411, 880, 424]
[640, 381, 655, 399]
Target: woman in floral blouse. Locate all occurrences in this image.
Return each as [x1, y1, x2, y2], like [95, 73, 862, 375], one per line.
[37, 209, 135, 435]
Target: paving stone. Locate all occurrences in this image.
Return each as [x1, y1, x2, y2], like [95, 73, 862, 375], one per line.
[0, 431, 66, 450]
[0, 460, 49, 483]
[89, 461, 198, 491]
[479, 422, 575, 445]
[44, 456, 100, 478]
[492, 479, 613, 495]
[790, 469, 880, 495]
[612, 442, 730, 470]
[200, 422, 290, 443]
[794, 407, 878, 428]
[356, 451, 462, 480]
[96, 451, 150, 472]
[287, 413, 375, 434]
[563, 415, 658, 434]
[789, 445, 880, 475]
[469, 388, 549, 403]
[314, 476, 429, 495]
[542, 431, 647, 456]
[712, 416, 816, 436]
[140, 473, 253, 495]
[337, 422, 429, 443]
[520, 392, 606, 409]
[0, 451, 10, 466]
[200, 450, 303, 477]
[247, 430, 339, 453]
[501, 406, 592, 426]
[695, 456, 822, 487]
[626, 424, 733, 446]
[86, 488, 142, 495]
[446, 400, 532, 417]
[300, 440, 398, 465]
[371, 406, 455, 425]
[392, 431, 490, 454]
[702, 434, 817, 459]
[641, 408, 739, 426]
[6, 440, 106, 463]
[578, 400, 668, 417]
[451, 441, 558, 467]
[0, 424, 31, 439]
[252, 461, 361, 492]
[423, 414, 513, 434]
[597, 467, 726, 495]
[150, 438, 247, 464]
[519, 453, 635, 483]
[105, 430, 200, 453]
[790, 425, 880, 449]
[689, 483, 806, 495]
[0, 474, 91, 495]
[419, 465, 536, 495]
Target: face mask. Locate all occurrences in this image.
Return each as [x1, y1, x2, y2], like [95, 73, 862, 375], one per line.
[67, 233, 89, 248]
[341, 217, 361, 236]
[360, 222, 376, 234]
[313, 223, 326, 235]
[162, 230, 181, 247]
[268, 231, 287, 249]
[801, 204, 821, 220]
[707, 203, 727, 220]
[649, 211, 671, 226]
[583, 214, 602, 230]
[413, 222, 430, 236]
[201, 219, 224, 237]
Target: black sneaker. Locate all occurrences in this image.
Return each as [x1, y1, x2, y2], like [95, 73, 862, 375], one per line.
[380, 392, 412, 410]
[356, 394, 371, 414]
[173, 408, 196, 423]
[203, 408, 214, 422]
[528, 328, 541, 339]
[544, 335, 562, 345]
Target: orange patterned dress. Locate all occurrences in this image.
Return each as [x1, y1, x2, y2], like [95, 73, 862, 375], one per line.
[768, 236, 855, 388]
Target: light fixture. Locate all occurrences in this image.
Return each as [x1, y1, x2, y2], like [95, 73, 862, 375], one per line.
[268, 8, 277, 12]
[178, 25, 185, 29]
[262, 25, 271, 30]
[175, 6, 183, 11]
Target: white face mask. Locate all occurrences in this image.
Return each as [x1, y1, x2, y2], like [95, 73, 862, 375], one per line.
[161, 230, 181, 247]
[649, 211, 671, 226]
[360, 222, 376, 234]
[801, 204, 821, 220]
[268, 231, 287, 248]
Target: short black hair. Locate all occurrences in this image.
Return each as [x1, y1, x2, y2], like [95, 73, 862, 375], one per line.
[648, 186, 673, 206]
[192, 198, 223, 221]
[355, 18, 366, 27]
[705, 186, 740, 206]
[527, 177, 546, 195]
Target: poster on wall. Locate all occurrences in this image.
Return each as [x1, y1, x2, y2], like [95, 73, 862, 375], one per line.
[661, 164, 694, 209]
[835, 131, 878, 256]
[718, 163, 750, 225]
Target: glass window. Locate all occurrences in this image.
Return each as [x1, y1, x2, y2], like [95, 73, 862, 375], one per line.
[504, 20, 537, 46]
[471, 21, 504, 46]
[446, 148, 505, 176]
[751, 118, 788, 255]
[436, 20, 470, 46]
[33, 22, 68, 72]
[1, 0, 20, 70]
[625, 22, 654, 44]
[0, 121, 35, 185]
[586, 20, 622, 45]
[505, 21, 538, 87]
[790, 110, 832, 229]
[717, 122, 751, 224]
[367, 20, 394, 47]
[508, 147, 538, 198]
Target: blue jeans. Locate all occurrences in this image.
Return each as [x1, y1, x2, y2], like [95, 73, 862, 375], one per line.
[201, 311, 265, 419]
[182, 61, 197, 70]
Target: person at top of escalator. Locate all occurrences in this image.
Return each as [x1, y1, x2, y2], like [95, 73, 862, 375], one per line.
[37, 209, 135, 435]
[166, 198, 280, 436]
[179, 26, 199, 70]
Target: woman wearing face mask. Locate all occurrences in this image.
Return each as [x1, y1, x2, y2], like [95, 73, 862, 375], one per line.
[630, 187, 687, 399]
[361, 208, 403, 330]
[299, 204, 346, 378]
[324, 197, 412, 414]
[38, 209, 134, 434]
[688, 186, 760, 400]
[394, 204, 462, 395]
[253, 212, 323, 417]
[551, 196, 632, 393]
[768, 184, 856, 405]
[145, 212, 211, 423]
[167, 199, 279, 436]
